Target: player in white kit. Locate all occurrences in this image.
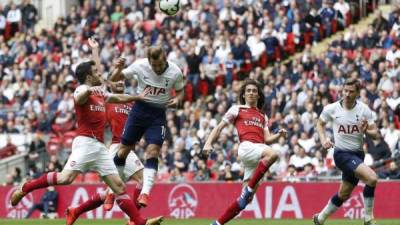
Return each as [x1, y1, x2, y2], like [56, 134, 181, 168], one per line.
[109, 46, 185, 207]
[313, 78, 381, 225]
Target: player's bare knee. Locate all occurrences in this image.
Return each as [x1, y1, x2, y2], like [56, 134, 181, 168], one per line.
[269, 152, 279, 162]
[367, 173, 378, 187]
[146, 147, 160, 158]
[339, 192, 351, 201]
[113, 181, 126, 194]
[263, 151, 278, 164]
[119, 144, 131, 158]
[58, 174, 74, 185]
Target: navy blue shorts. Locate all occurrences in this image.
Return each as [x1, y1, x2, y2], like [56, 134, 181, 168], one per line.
[333, 148, 365, 185]
[121, 102, 166, 146]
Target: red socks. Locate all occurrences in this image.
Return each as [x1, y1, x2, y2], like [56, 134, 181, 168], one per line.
[248, 161, 269, 189]
[22, 172, 57, 193]
[217, 201, 242, 225]
[116, 192, 146, 225]
[75, 192, 106, 216]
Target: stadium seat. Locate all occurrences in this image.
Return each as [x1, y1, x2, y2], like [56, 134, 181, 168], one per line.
[184, 83, 194, 102]
[210, 172, 219, 181]
[183, 172, 195, 181]
[285, 33, 297, 52]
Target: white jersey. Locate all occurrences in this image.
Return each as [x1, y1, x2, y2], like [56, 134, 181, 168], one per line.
[122, 58, 184, 107]
[320, 100, 376, 152]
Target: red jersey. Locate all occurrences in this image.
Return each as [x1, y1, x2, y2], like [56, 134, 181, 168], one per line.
[74, 85, 107, 142]
[106, 102, 133, 144]
[223, 105, 268, 143]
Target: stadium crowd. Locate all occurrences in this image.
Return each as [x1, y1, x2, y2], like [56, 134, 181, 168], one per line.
[1, 0, 400, 185]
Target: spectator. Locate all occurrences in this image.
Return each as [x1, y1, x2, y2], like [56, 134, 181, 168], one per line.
[25, 186, 58, 218]
[21, 0, 38, 32]
[6, 3, 21, 37]
[0, 136, 17, 159]
[289, 144, 312, 171]
[372, 10, 390, 33]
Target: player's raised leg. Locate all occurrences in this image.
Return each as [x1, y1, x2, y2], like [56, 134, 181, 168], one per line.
[238, 146, 278, 208]
[11, 170, 80, 206]
[314, 181, 355, 225]
[103, 174, 163, 225]
[354, 163, 379, 225]
[139, 143, 160, 207]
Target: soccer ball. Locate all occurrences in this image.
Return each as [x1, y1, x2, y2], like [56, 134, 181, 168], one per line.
[159, 0, 180, 16]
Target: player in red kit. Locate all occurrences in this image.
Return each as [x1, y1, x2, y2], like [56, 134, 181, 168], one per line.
[202, 79, 287, 225]
[65, 80, 147, 224]
[10, 38, 163, 225]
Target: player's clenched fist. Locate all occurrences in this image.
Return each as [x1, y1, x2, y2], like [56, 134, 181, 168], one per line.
[115, 57, 126, 70]
[322, 140, 334, 149]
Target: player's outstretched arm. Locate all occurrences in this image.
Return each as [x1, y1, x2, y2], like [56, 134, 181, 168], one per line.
[109, 58, 126, 82]
[264, 128, 287, 145]
[362, 121, 381, 140]
[316, 118, 333, 149]
[202, 120, 228, 158]
[167, 89, 184, 108]
[88, 37, 101, 72]
[106, 87, 151, 103]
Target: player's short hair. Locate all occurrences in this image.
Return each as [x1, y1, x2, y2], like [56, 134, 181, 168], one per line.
[239, 79, 265, 110]
[75, 60, 95, 84]
[344, 78, 361, 91]
[147, 46, 165, 61]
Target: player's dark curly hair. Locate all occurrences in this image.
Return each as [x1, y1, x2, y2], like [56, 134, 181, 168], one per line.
[75, 60, 95, 84]
[239, 79, 265, 110]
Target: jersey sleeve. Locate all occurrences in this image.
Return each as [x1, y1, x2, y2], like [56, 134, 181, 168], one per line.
[223, 105, 239, 124]
[73, 85, 89, 101]
[319, 104, 334, 122]
[121, 61, 139, 80]
[364, 106, 377, 125]
[174, 69, 185, 91]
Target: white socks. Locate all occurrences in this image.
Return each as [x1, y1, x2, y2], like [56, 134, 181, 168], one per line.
[141, 168, 156, 195]
[318, 200, 339, 224]
[364, 197, 374, 222]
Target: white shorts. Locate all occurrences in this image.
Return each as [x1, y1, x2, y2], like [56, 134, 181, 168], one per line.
[238, 141, 268, 181]
[109, 143, 144, 182]
[63, 136, 118, 177]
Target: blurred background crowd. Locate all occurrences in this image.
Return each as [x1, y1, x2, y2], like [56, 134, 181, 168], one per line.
[1, 0, 400, 186]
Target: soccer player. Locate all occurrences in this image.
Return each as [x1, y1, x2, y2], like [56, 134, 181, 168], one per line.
[10, 39, 163, 225]
[202, 79, 287, 225]
[64, 81, 147, 225]
[109, 46, 184, 207]
[313, 78, 381, 225]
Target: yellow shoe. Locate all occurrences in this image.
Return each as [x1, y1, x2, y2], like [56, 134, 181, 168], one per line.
[145, 216, 164, 225]
[364, 219, 378, 225]
[10, 183, 27, 206]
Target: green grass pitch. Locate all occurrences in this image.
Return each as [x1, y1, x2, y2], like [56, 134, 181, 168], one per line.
[0, 219, 399, 225]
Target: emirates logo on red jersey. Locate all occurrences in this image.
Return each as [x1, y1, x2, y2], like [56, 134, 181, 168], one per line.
[244, 117, 264, 128]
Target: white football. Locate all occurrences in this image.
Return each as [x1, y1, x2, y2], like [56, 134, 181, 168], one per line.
[159, 0, 180, 16]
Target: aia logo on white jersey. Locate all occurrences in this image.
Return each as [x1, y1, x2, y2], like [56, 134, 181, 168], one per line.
[168, 183, 198, 219]
[338, 125, 360, 134]
[5, 187, 34, 218]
